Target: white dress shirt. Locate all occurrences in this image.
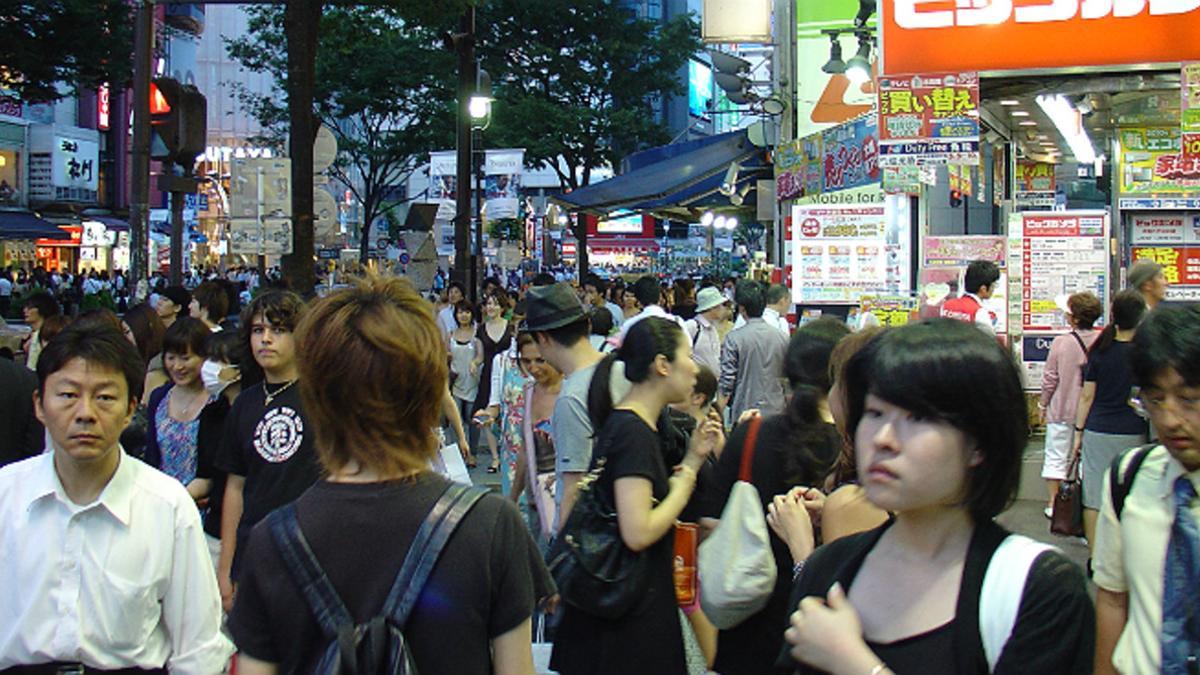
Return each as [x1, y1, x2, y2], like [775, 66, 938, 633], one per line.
[616, 303, 687, 344]
[0, 451, 233, 673]
[734, 307, 790, 336]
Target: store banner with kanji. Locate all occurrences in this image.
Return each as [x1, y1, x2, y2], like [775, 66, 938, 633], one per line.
[1183, 63, 1200, 162]
[1014, 160, 1056, 211]
[877, 72, 980, 167]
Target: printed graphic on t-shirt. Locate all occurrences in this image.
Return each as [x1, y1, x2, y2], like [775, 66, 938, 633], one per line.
[254, 406, 305, 463]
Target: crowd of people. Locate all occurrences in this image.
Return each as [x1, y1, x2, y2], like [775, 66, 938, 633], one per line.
[0, 257, 1195, 675]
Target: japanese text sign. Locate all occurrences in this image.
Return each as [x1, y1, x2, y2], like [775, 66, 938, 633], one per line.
[1119, 127, 1200, 196]
[1183, 63, 1200, 161]
[822, 115, 880, 192]
[1133, 246, 1200, 287]
[775, 135, 823, 201]
[880, 1, 1200, 75]
[878, 72, 980, 166]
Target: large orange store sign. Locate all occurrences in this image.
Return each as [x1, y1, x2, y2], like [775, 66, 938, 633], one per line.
[881, 0, 1200, 75]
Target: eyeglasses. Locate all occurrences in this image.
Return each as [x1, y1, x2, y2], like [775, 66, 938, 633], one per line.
[1130, 387, 1200, 418]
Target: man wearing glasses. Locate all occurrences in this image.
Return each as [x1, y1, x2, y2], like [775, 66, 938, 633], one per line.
[1093, 304, 1200, 675]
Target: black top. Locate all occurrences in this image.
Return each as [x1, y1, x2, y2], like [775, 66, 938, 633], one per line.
[869, 621, 957, 675]
[474, 321, 513, 411]
[550, 410, 687, 675]
[0, 358, 42, 466]
[228, 473, 553, 673]
[216, 382, 321, 576]
[700, 414, 841, 675]
[777, 520, 1094, 674]
[1084, 341, 1147, 435]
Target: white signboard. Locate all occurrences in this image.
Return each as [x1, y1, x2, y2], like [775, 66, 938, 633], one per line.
[1017, 211, 1109, 333]
[790, 199, 911, 304]
[52, 137, 99, 192]
[230, 158, 292, 220]
[1129, 214, 1200, 245]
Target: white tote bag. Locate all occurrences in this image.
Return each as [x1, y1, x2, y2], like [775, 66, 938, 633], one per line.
[430, 442, 472, 485]
[698, 416, 777, 629]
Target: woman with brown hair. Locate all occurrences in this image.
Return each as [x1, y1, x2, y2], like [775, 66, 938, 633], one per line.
[228, 274, 552, 675]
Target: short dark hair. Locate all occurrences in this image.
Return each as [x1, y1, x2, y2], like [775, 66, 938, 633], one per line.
[583, 274, 606, 293]
[160, 285, 192, 312]
[964, 261, 1001, 295]
[632, 275, 662, 307]
[785, 317, 850, 391]
[163, 316, 211, 357]
[239, 290, 306, 357]
[192, 280, 229, 322]
[766, 284, 791, 306]
[531, 273, 557, 287]
[735, 279, 766, 318]
[538, 316, 591, 347]
[844, 319, 1027, 522]
[1131, 304, 1200, 389]
[446, 281, 466, 296]
[26, 292, 60, 319]
[453, 299, 476, 325]
[693, 365, 718, 407]
[37, 322, 145, 402]
[203, 328, 245, 366]
[590, 305, 614, 337]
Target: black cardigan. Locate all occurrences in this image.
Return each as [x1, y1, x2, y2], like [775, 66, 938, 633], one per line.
[141, 383, 229, 482]
[776, 519, 1094, 674]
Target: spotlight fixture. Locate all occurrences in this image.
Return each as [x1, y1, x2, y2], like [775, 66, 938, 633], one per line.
[845, 33, 873, 85]
[822, 31, 846, 74]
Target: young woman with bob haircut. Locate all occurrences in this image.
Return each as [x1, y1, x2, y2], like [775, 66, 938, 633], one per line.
[780, 318, 1094, 675]
[228, 274, 552, 675]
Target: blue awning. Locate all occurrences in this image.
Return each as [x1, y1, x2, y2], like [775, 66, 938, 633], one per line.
[553, 130, 767, 215]
[0, 211, 72, 240]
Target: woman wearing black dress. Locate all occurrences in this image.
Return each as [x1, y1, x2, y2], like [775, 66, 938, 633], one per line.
[550, 317, 725, 675]
[474, 289, 513, 472]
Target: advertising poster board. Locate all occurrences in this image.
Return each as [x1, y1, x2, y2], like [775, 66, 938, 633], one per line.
[790, 200, 910, 304]
[483, 149, 524, 222]
[1119, 127, 1200, 196]
[1014, 160, 1057, 211]
[877, 72, 980, 167]
[859, 295, 918, 327]
[1020, 333, 1056, 392]
[1130, 212, 1200, 301]
[775, 135, 823, 201]
[918, 235, 1007, 334]
[822, 115, 881, 192]
[1018, 211, 1109, 333]
[1183, 63, 1200, 162]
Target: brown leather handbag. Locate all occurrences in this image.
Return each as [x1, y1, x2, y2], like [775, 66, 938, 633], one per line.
[1050, 453, 1085, 537]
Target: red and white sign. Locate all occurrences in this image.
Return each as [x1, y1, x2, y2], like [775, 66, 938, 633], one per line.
[1130, 214, 1200, 244]
[98, 84, 111, 131]
[1019, 211, 1108, 332]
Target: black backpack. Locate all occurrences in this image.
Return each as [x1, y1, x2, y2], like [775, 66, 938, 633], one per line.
[1109, 443, 1156, 518]
[267, 482, 488, 674]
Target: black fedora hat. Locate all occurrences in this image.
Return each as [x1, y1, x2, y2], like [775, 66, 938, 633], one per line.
[525, 282, 586, 331]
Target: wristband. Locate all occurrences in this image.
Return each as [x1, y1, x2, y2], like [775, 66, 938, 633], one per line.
[792, 560, 806, 581]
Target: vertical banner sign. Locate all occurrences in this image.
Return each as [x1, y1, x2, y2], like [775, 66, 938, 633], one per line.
[1020, 211, 1109, 332]
[790, 200, 910, 304]
[774, 135, 823, 201]
[878, 72, 980, 166]
[1182, 63, 1200, 161]
[821, 115, 881, 192]
[1014, 160, 1057, 211]
[428, 151, 458, 224]
[483, 149, 524, 222]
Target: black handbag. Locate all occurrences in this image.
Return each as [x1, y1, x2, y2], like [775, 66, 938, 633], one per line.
[1050, 453, 1085, 537]
[547, 457, 650, 620]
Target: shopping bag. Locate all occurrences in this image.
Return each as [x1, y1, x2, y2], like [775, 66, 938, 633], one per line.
[431, 442, 472, 485]
[1050, 454, 1083, 537]
[674, 522, 699, 607]
[532, 615, 557, 675]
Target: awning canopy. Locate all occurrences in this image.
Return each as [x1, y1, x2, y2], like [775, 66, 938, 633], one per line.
[0, 211, 72, 241]
[552, 130, 769, 216]
[587, 237, 660, 252]
[84, 215, 130, 232]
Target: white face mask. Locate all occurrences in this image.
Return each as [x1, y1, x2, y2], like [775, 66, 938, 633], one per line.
[201, 359, 236, 396]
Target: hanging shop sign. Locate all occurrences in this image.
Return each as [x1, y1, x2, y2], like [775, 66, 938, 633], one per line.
[859, 295, 918, 326]
[790, 200, 910, 304]
[775, 135, 823, 201]
[1014, 160, 1057, 210]
[877, 72, 979, 166]
[1119, 127, 1200, 196]
[1016, 212, 1109, 333]
[1130, 212, 1200, 301]
[822, 115, 880, 192]
[483, 149, 524, 222]
[882, 166, 922, 195]
[879, 1, 1200, 75]
[1183, 63, 1200, 161]
[703, 0, 771, 43]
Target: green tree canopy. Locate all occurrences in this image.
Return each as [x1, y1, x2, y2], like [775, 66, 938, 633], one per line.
[0, 0, 133, 102]
[475, 0, 699, 190]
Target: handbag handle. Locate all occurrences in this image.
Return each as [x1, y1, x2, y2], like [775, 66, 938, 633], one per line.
[738, 416, 763, 483]
[1064, 449, 1081, 480]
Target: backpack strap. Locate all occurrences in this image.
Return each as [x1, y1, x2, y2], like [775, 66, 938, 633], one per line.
[738, 416, 763, 483]
[267, 503, 354, 640]
[1110, 443, 1156, 519]
[978, 534, 1057, 672]
[382, 482, 489, 626]
[1069, 331, 1087, 355]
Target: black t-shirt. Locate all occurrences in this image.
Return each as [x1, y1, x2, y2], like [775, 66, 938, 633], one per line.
[1083, 341, 1147, 435]
[228, 473, 553, 673]
[551, 409, 687, 675]
[700, 413, 841, 675]
[216, 382, 321, 574]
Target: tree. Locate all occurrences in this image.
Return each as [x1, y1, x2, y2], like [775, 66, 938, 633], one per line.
[227, 5, 457, 268]
[0, 0, 133, 103]
[475, 0, 699, 273]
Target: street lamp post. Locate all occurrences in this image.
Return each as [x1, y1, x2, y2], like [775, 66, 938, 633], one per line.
[468, 67, 492, 302]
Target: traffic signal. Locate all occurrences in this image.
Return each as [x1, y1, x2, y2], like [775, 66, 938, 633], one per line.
[150, 77, 207, 168]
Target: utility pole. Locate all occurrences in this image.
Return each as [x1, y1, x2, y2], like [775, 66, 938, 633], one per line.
[453, 7, 476, 303]
[129, 1, 153, 293]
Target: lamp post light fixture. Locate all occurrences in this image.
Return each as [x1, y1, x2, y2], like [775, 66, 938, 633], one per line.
[469, 68, 493, 128]
[845, 33, 873, 85]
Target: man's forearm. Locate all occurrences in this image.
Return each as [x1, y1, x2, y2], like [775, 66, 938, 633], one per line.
[1094, 588, 1128, 675]
[218, 475, 245, 579]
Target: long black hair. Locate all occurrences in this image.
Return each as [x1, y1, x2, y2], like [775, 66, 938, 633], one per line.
[779, 317, 850, 485]
[587, 317, 684, 432]
[1089, 289, 1146, 355]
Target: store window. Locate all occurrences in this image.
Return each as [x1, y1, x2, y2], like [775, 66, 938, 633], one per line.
[0, 148, 21, 206]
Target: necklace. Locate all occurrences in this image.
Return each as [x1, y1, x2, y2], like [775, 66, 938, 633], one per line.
[171, 386, 209, 419]
[264, 379, 297, 407]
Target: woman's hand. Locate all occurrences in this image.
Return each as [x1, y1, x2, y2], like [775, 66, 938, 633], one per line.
[767, 492, 816, 564]
[668, 463, 698, 495]
[786, 583, 881, 674]
[687, 410, 725, 465]
[737, 408, 761, 427]
[473, 407, 497, 427]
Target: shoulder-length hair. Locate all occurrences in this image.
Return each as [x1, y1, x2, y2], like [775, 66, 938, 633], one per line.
[296, 273, 447, 477]
[843, 319, 1028, 521]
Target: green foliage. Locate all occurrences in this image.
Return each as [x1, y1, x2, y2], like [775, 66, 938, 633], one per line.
[0, 0, 133, 103]
[487, 217, 523, 242]
[475, 0, 700, 189]
[226, 4, 459, 255]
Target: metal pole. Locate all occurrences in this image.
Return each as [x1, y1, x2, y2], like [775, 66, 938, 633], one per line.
[453, 7, 475, 299]
[129, 0, 152, 293]
[474, 134, 484, 302]
[169, 175, 184, 285]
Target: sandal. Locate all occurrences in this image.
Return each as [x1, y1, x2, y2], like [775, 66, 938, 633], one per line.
[487, 463, 499, 474]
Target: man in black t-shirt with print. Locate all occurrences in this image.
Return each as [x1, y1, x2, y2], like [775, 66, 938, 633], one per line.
[216, 290, 320, 612]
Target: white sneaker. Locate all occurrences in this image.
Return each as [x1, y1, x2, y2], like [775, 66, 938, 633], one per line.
[1043, 506, 1053, 519]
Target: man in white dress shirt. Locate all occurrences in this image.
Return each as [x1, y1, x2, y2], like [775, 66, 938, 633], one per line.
[0, 322, 232, 673]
